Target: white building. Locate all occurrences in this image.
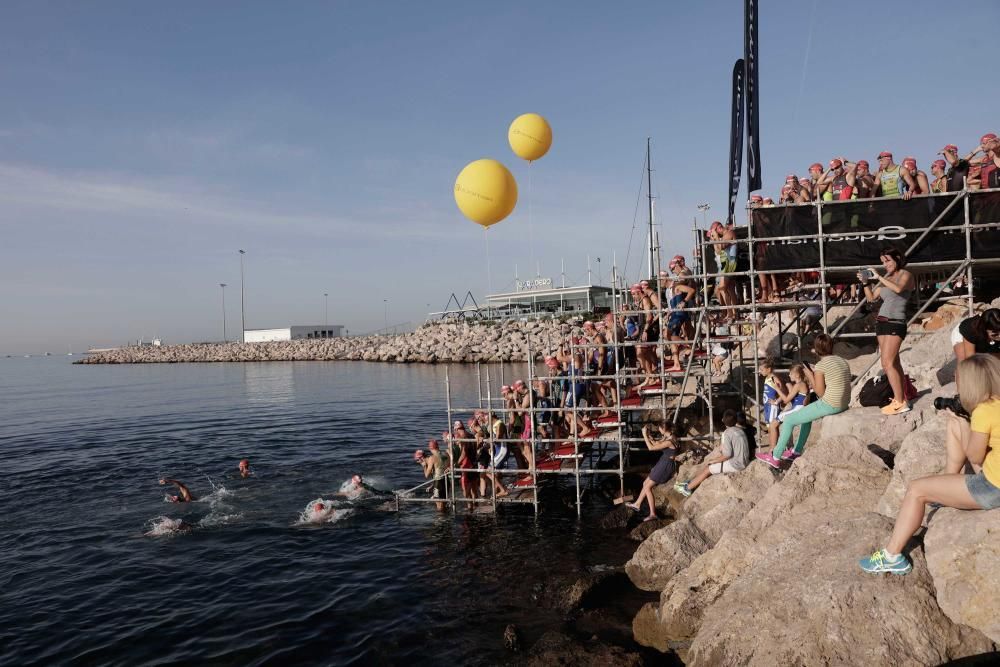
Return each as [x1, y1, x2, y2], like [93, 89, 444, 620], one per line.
[486, 278, 614, 317]
[244, 325, 344, 343]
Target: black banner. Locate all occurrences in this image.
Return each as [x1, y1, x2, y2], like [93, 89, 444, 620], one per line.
[752, 192, 1000, 272]
[744, 0, 761, 192]
[728, 59, 745, 226]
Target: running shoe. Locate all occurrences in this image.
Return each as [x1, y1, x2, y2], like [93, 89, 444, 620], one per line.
[859, 548, 912, 574]
[674, 481, 692, 497]
[781, 450, 801, 461]
[755, 451, 783, 470]
[881, 399, 912, 416]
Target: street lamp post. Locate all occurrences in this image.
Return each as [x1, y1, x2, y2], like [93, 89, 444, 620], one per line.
[324, 292, 328, 326]
[220, 283, 227, 342]
[238, 249, 246, 343]
[596, 257, 601, 286]
[383, 299, 388, 334]
[697, 203, 711, 228]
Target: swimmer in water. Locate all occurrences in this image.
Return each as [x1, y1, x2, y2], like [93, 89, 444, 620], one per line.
[332, 474, 392, 499]
[159, 478, 194, 503]
[238, 459, 252, 478]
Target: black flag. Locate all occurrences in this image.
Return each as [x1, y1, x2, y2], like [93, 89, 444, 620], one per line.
[745, 0, 761, 192]
[728, 59, 745, 226]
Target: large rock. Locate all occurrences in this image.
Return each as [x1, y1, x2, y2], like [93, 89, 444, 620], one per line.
[626, 463, 777, 591]
[625, 517, 710, 592]
[876, 415, 948, 520]
[925, 507, 1000, 644]
[686, 513, 993, 666]
[636, 436, 891, 646]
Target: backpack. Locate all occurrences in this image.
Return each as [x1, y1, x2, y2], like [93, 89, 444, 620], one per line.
[858, 374, 918, 407]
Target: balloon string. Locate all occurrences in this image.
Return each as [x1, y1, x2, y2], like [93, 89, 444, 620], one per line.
[528, 161, 535, 276]
[485, 227, 493, 298]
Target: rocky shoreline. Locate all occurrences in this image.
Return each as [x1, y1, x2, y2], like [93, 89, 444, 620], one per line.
[76, 320, 570, 364]
[619, 300, 1000, 665]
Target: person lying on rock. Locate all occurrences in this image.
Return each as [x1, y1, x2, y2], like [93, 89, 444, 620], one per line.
[860, 354, 1000, 575]
[674, 410, 750, 497]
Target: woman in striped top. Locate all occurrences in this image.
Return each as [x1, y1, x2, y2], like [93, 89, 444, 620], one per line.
[755, 334, 851, 468]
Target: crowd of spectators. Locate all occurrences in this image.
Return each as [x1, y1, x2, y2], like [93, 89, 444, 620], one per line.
[751, 132, 999, 206]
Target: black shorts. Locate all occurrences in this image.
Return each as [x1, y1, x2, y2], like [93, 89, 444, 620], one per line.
[875, 317, 907, 339]
[433, 477, 447, 499]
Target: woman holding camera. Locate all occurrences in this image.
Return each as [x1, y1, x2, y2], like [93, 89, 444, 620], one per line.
[860, 354, 1000, 574]
[859, 247, 914, 416]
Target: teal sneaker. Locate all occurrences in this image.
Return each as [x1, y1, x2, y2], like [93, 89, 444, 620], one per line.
[859, 548, 912, 575]
[674, 481, 692, 498]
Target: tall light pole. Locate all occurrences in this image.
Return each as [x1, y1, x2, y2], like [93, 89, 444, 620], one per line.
[220, 283, 227, 342]
[324, 292, 328, 326]
[697, 203, 711, 228]
[383, 299, 388, 334]
[596, 257, 601, 286]
[238, 249, 246, 343]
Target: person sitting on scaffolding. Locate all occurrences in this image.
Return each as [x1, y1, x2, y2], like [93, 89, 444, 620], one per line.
[596, 319, 620, 415]
[624, 285, 644, 377]
[674, 410, 750, 497]
[627, 421, 686, 522]
[707, 221, 738, 323]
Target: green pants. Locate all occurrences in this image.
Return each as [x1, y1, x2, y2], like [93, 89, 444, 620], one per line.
[772, 399, 844, 458]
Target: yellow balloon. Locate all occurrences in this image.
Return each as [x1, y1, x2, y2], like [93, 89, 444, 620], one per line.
[508, 113, 552, 161]
[454, 159, 518, 228]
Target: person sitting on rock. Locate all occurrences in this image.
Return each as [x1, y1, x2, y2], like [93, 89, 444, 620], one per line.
[767, 362, 811, 454]
[628, 421, 685, 521]
[674, 410, 749, 497]
[860, 354, 1000, 575]
[756, 334, 850, 468]
[951, 308, 1000, 383]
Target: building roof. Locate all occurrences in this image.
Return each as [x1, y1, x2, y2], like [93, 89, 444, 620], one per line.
[486, 285, 613, 300]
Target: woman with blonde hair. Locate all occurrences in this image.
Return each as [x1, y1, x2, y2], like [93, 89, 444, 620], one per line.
[860, 354, 1000, 574]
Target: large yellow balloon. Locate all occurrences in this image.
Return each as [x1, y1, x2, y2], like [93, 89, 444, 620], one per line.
[508, 113, 552, 161]
[454, 159, 518, 228]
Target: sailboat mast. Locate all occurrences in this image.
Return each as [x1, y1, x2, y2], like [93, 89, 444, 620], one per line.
[646, 137, 655, 279]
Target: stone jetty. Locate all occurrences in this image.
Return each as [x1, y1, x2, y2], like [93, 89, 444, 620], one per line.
[76, 319, 574, 364]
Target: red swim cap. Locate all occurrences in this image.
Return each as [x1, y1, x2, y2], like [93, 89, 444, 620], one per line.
[941, 144, 958, 153]
[878, 151, 893, 159]
[785, 173, 797, 182]
[981, 133, 997, 145]
[314, 503, 325, 512]
[809, 162, 823, 173]
[857, 160, 870, 170]
[902, 157, 917, 170]
[710, 221, 724, 233]
[750, 194, 763, 202]
[762, 197, 774, 205]
[932, 159, 947, 170]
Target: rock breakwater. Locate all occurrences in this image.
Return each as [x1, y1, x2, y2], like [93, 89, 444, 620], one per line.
[77, 320, 573, 365]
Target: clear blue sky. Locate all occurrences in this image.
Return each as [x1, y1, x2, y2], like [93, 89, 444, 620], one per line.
[2, 0, 997, 353]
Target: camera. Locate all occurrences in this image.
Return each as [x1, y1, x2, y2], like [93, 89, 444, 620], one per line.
[859, 268, 876, 283]
[933, 395, 970, 420]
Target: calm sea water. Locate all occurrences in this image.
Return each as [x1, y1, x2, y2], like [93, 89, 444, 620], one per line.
[0, 357, 641, 665]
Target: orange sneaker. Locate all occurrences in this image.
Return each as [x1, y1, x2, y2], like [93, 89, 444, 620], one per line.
[881, 399, 911, 415]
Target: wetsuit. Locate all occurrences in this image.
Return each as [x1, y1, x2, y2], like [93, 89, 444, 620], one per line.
[666, 292, 689, 336]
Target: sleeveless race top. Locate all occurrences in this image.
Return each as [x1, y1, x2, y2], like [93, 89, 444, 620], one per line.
[790, 391, 807, 407]
[763, 376, 781, 404]
[878, 281, 911, 321]
[880, 165, 902, 197]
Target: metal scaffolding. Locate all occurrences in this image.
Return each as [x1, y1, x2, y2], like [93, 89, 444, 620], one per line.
[395, 186, 1000, 515]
